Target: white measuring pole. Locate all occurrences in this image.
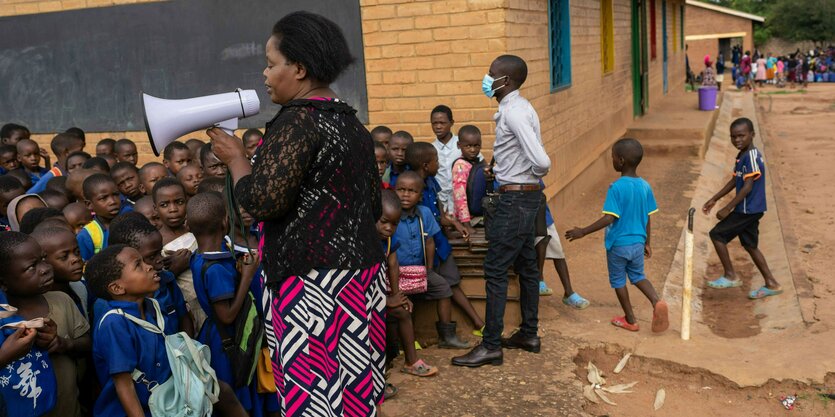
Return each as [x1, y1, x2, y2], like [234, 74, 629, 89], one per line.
[681, 208, 695, 341]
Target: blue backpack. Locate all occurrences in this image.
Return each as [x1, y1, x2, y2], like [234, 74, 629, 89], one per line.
[456, 158, 489, 216]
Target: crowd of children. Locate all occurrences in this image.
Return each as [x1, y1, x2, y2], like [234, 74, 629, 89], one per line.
[705, 45, 835, 91]
[0, 102, 779, 413]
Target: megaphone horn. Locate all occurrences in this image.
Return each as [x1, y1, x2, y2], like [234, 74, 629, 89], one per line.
[142, 89, 260, 156]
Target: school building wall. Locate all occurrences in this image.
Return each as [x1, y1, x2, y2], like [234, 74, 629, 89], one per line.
[646, 0, 688, 107]
[685, 4, 755, 72]
[6, 0, 686, 204]
[362, 0, 685, 204]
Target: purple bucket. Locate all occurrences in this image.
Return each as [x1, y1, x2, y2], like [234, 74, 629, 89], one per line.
[698, 86, 718, 111]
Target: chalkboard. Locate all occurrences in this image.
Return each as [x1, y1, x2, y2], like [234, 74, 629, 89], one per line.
[0, 0, 368, 132]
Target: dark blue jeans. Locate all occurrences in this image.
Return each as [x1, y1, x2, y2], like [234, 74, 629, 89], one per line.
[482, 191, 541, 350]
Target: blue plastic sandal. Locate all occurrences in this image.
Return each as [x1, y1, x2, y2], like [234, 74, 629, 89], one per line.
[562, 293, 590, 310]
[749, 286, 783, 299]
[707, 276, 742, 289]
[539, 281, 554, 296]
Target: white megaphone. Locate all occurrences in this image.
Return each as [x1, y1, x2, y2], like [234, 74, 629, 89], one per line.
[142, 89, 261, 156]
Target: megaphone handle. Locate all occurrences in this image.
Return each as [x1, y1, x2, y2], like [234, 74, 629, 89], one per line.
[215, 118, 239, 137]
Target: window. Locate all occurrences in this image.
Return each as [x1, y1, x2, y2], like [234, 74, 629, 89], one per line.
[600, 0, 614, 73]
[548, 0, 572, 91]
[672, 4, 678, 53]
[650, 0, 657, 60]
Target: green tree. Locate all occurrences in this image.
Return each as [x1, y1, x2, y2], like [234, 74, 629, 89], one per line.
[766, 0, 835, 46]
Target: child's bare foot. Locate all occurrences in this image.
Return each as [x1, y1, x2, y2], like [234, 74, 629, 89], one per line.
[652, 301, 669, 333]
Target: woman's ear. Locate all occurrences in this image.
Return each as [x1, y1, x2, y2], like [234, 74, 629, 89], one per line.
[294, 62, 307, 81]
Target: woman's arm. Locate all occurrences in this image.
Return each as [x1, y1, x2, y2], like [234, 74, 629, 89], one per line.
[208, 110, 317, 220]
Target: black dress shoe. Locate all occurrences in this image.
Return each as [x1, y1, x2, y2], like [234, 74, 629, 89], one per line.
[501, 331, 541, 353]
[451, 344, 503, 367]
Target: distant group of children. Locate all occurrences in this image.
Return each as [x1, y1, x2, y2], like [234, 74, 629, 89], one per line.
[0, 103, 779, 414]
[707, 45, 835, 92]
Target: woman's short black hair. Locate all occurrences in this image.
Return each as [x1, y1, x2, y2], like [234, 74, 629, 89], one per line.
[272, 11, 355, 85]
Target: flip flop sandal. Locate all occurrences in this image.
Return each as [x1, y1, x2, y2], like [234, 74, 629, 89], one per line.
[652, 301, 669, 333]
[539, 281, 554, 296]
[611, 316, 639, 332]
[472, 326, 484, 337]
[749, 286, 783, 299]
[384, 383, 398, 400]
[707, 276, 742, 289]
[562, 293, 591, 310]
[400, 359, 438, 377]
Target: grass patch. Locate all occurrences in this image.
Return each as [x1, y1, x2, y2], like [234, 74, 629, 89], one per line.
[759, 89, 807, 95]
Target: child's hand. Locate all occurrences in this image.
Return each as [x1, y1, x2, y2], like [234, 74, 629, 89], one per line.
[644, 244, 652, 259]
[465, 225, 477, 239]
[386, 292, 407, 309]
[34, 318, 58, 351]
[163, 249, 191, 275]
[565, 228, 585, 241]
[702, 199, 717, 214]
[716, 207, 731, 221]
[0, 328, 37, 364]
[483, 166, 495, 182]
[236, 252, 258, 284]
[39, 148, 50, 163]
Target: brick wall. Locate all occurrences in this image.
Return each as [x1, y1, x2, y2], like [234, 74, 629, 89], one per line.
[6, 0, 687, 190]
[685, 4, 754, 75]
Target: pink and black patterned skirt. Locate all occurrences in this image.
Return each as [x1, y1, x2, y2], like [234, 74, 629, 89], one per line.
[262, 263, 386, 417]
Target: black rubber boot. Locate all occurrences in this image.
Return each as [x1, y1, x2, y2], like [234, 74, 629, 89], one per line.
[436, 321, 470, 349]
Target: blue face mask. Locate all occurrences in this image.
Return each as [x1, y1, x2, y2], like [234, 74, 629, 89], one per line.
[482, 74, 508, 98]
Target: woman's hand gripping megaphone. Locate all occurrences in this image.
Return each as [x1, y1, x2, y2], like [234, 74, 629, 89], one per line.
[206, 127, 247, 167]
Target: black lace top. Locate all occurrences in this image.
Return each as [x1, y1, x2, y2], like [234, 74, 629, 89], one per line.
[235, 99, 383, 287]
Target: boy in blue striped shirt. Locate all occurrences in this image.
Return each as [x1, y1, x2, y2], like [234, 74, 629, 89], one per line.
[703, 117, 781, 299]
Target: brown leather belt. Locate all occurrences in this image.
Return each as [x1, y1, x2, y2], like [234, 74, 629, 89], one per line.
[498, 184, 542, 193]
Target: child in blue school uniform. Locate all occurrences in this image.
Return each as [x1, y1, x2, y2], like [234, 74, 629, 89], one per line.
[229, 200, 280, 417]
[77, 174, 122, 261]
[566, 138, 669, 333]
[403, 143, 485, 336]
[393, 171, 471, 349]
[187, 192, 262, 413]
[0, 232, 90, 417]
[107, 212, 193, 337]
[387, 131, 413, 187]
[0, 234, 59, 417]
[15, 139, 49, 186]
[86, 244, 172, 417]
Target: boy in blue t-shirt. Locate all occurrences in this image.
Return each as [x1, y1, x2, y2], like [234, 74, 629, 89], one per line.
[703, 117, 781, 299]
[566, 138, 669, 333]
[77, 174, 122, 261]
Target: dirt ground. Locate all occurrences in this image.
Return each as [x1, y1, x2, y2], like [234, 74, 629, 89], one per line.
[380, 85, 835, 417]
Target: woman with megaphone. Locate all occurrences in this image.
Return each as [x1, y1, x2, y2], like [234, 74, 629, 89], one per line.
[207, 11, 385, 417]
